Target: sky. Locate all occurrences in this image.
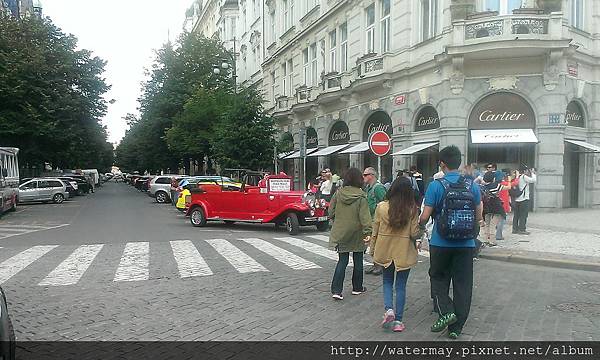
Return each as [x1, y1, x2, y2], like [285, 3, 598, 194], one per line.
[43, 0, 193, 145]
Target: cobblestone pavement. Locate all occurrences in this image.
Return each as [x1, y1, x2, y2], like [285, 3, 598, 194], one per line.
[1, 183, 599, 341]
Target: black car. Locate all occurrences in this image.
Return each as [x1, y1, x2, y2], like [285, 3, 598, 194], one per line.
[64, 175, 91, 194]
[0, 286, 15, 360]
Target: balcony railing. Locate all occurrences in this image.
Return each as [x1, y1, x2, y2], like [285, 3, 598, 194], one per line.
[322, 72, 342, 91]
[295, 86, 311, 103]
[356, 53, 384, 78]
[275, 96, 291, 111]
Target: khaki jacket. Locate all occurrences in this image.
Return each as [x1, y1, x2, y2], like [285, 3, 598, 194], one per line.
[370, 201, 422, 271]
[328, 186, 372, 253]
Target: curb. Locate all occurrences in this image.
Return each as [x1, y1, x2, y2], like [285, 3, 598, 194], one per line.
[479, 252, 600, 273]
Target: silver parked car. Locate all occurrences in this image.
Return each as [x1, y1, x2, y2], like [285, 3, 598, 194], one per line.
[148, 175, 180, 203]
[18, 178, 70, 204]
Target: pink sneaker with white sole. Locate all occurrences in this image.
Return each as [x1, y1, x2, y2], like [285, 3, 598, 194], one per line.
[392, 321, 405, 332]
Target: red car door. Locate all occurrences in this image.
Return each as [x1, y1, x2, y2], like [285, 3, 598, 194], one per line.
[239, 186, 270, 221]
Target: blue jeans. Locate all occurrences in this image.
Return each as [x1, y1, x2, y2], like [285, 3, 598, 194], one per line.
[496, 216, 505, 240]
[382, 264, 410, 321]
[331, 252, 364, 295]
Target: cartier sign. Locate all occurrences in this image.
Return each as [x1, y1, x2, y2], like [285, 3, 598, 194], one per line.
[565, 101, 585, 128]
[469, 92, 535, 130]
[306, 127, 318, 148]
[329, 121, 350, 146]
[363, 111, 392, 140]
[414, 106, 440, 131]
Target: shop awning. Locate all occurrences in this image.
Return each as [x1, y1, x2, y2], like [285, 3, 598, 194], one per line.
[278, 151, 294, 159]
[284, 148, 319, 159]
[339, 142, 369, 154]
[565, 139, 600, 153]
[307, 144, 350, 157]
[470, 129, 538, 144]
[392, 142, 439, 156]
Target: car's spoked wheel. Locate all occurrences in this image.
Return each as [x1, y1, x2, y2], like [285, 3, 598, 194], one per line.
[285, 212, 300, 235]
[156, 192, 167, 203]
[190, 208, 206, 227]
[53, 194, 64, 204]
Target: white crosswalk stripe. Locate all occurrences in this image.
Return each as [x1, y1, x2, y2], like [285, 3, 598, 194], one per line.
[0, 245, 58, 284]
[205, 239, 267, 273]
[114, 242, 149, 282]
[274, 237, 373, 266]
[39, 244, 104, 286]
[0, 223, 69, 239]
[306, 234, 329, 243]
[170, 240, 213, 278]
[239, 238, 321, 270]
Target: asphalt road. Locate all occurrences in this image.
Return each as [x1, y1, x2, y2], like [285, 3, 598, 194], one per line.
[0, 182, 599, 342]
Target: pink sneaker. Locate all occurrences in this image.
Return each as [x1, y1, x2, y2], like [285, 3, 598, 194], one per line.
[381, 309, 395, 327]
[392, 321, 405, 332]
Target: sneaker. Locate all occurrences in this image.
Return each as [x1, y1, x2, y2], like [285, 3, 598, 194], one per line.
[381, 309, 395, 327]
[392, 321, 405, 332]
[351, 287, 367, 295]
[448, 331, 461, 339]
[431, 313, 457, 332]
[332, 294, 343, 300]
[519, 230, 531, 235]
[487, 243, 497, 247]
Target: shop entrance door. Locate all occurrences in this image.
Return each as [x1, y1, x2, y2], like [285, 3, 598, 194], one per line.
[563, 144, 580, 208]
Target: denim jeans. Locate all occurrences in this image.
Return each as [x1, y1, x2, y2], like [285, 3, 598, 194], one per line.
[331, 252, 364, 295]
[382, 264, 410, 321]
[496, 216, 506, 240]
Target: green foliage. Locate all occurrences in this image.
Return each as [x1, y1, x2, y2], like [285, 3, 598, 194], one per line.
[211, 88, 277, 170]
[0, 16, 114, 173]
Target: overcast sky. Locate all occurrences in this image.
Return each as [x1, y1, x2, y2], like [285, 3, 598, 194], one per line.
[43, 0, 192, 145]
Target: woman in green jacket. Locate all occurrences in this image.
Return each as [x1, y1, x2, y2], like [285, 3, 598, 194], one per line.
[329, 168, 373, 300]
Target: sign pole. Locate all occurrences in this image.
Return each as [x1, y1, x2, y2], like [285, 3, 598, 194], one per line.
[299, 128, 307, 190]
[274, 146, 278, 174]
[378, 156, 381, 181]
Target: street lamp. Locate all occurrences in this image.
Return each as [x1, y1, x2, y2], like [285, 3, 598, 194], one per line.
[212, 37, 237, 96]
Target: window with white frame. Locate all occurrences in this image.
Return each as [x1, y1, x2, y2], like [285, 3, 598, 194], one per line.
[365, 4, 375, 53]
[289, 0, 295, 29]
[303, 48, 309, 85]
[319, 39, 325, 78]
[282, 63, 288, 96]
[570, 0, 584, 29]
[340, 22, 348, 72]
[421, 0, 439, 41]
[283, 0, 289, 31]
[329, 30, 337, 72]
[271, 71, 276, 101]
[484, 0, 523, 15]
[270, 12, 276, 43]
[380, 0, 391, 52]
[287, 59, 294, 95]
[310, 43, 318, 86]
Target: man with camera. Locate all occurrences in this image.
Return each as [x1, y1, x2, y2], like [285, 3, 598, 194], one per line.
[512, 165, 537, 235]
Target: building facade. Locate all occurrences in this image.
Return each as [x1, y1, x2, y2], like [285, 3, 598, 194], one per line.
[266, 0, 600, 210]
[1, 0, 42, 18]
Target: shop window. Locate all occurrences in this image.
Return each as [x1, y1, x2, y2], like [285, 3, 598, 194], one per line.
[570, 0, 584, 29]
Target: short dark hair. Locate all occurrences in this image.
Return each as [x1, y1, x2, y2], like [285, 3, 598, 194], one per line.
[438, 145, 462, 170]
[410, 165, 417, 172]
[483, 171, 495, 183]
[343, 167, 363, 188]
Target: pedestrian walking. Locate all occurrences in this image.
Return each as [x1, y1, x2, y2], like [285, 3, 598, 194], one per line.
[511, 166, 537, 235]
[329, 168, 372, 300]
[419, 145, 483, 340]
[481, 171, 510, 247]
[363, 166, 387, 276]
[369, 177, 422, 332]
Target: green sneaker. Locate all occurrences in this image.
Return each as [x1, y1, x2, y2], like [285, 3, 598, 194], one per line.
[448, 331, 460, 339]
[430, 313, 457, 332]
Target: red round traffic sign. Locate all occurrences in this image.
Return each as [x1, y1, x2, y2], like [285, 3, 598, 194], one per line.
[369, 131, 391, 156]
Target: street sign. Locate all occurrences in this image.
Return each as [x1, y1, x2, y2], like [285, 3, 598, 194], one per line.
[394, 94, 406, 105]
[369, 131, 391, 156]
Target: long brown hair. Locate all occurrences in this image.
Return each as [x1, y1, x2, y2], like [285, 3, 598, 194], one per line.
[386, 177, 416, 229]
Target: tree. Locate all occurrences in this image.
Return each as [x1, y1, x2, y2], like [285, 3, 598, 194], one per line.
[0, 15, 113, 173]
[211, 88, 277, 170]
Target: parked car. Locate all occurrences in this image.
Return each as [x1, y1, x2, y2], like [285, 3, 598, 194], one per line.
[0, 285, 15, 360]
[185, 174, 328, 234]
[134, 176, 151, 191]
[64, 175, 91, 194]
[148, 175, 180, 203]
[175, 176, 239, 211]
[18, 178, 70, 204]
[52, 177, 79, 197]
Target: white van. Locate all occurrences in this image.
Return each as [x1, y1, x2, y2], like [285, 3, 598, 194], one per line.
[82, 169, 100, 185]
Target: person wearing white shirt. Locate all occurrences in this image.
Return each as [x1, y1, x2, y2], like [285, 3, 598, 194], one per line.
[512, 166, 536, 235]
[319, 169, 334, 201]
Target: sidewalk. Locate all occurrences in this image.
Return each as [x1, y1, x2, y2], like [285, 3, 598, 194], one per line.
[479, 208, 600, 272]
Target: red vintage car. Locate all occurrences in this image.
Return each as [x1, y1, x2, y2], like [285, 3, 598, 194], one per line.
[185, 174, 329, 234]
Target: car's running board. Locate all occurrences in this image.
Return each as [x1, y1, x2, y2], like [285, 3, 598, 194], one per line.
[208, 218, 264, 223]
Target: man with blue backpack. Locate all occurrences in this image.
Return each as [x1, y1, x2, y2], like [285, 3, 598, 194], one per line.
[419, 145, 483, 340]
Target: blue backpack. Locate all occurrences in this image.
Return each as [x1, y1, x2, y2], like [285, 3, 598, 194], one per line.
[435, 176, 477, 241]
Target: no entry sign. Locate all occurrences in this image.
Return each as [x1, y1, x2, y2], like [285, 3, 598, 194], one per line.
[369, 131, 391, 156]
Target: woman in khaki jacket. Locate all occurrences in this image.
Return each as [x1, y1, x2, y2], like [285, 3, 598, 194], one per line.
[368, 177, 422, 332]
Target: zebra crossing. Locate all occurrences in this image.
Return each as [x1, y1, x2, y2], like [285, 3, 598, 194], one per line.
[0, 223, 69, 239]
[0, 236, 390, 287]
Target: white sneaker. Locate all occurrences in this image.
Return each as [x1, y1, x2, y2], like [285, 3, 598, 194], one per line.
[381, 309, 395, 327]
[332, 294, 343, 300]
